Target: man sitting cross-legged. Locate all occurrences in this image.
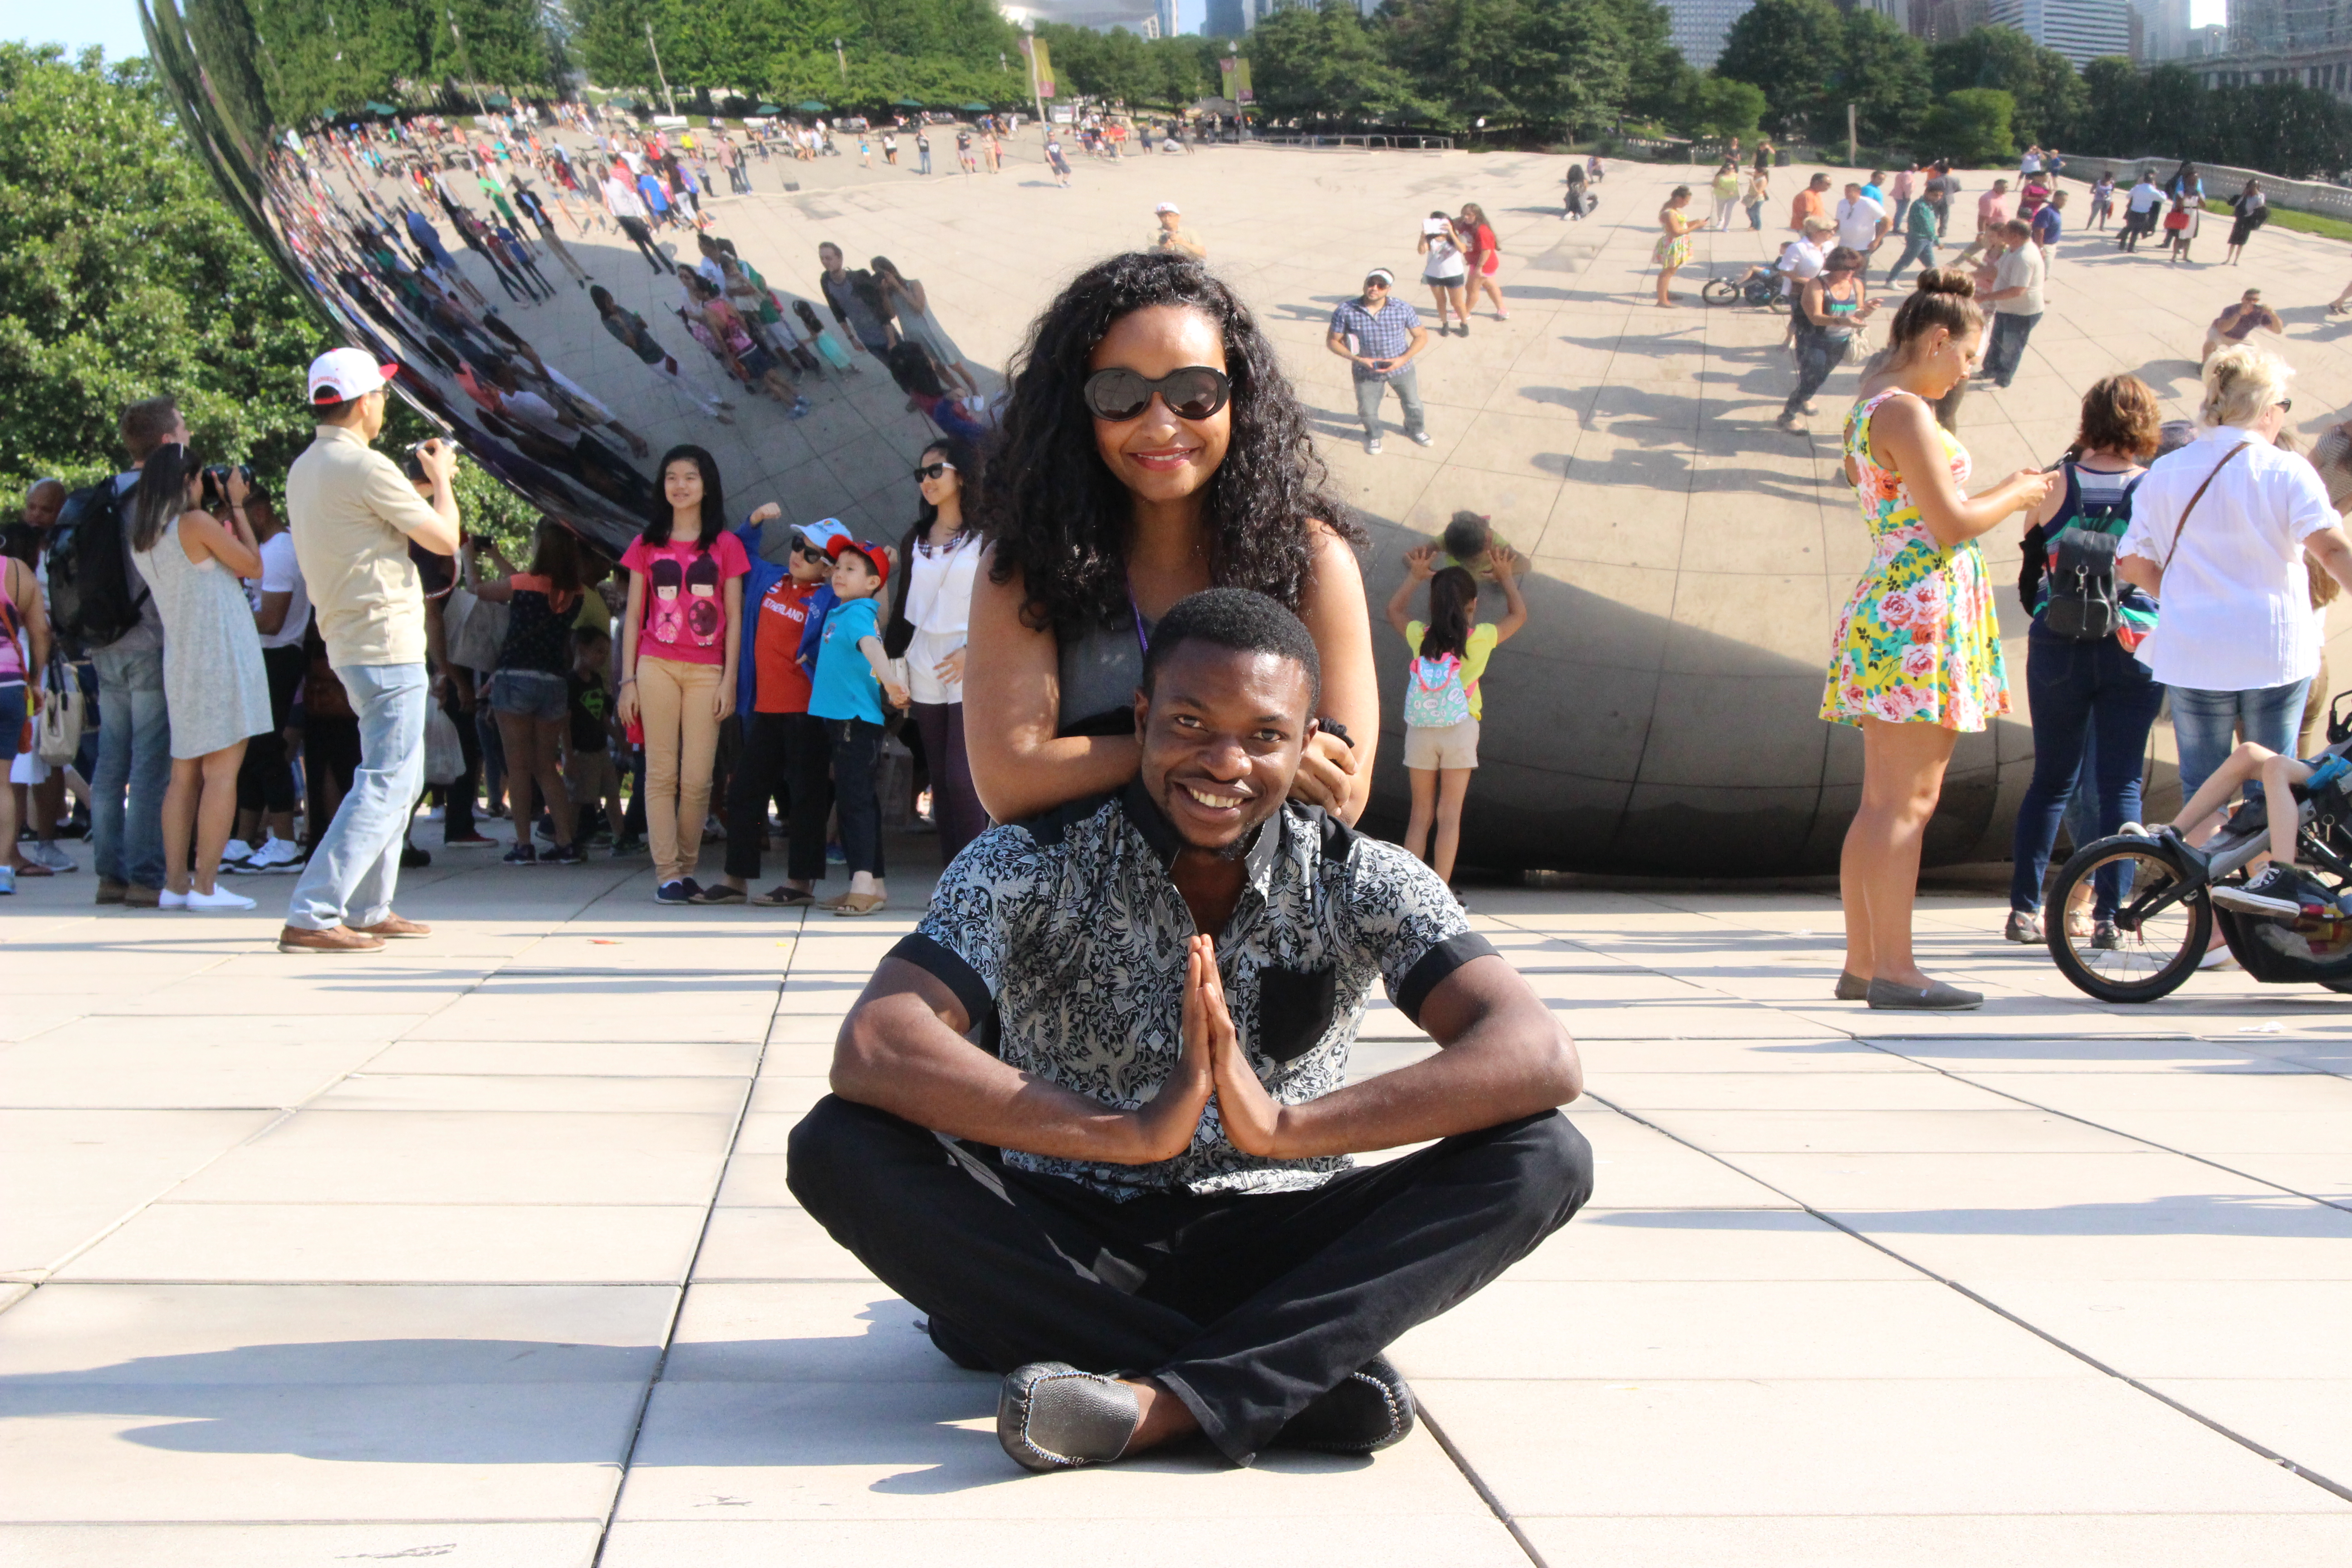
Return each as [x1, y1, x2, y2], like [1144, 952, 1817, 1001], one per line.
[787, 588, 1591, 1473]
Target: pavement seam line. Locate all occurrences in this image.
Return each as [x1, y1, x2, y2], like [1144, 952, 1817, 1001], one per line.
[586, 906, 801, 1568]
[1416, 1402, 1552, 1568]
[1582, 1088, 2352, 1508]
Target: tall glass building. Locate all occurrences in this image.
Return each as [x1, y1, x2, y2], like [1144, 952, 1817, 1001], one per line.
[1986, 0, 2133, 64]
[1665, 0, 1759, 67]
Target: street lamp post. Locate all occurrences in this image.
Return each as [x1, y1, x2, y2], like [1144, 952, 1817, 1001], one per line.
[834, 38, 847, 83]
[446, 10, 489, 118]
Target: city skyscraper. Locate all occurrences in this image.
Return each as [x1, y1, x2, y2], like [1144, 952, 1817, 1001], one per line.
[1663, 0, 1758, 67]
[1157, 0, 1181, 35]
[1986, 0, 2133, 64]
[1205, 0, 1246, 34]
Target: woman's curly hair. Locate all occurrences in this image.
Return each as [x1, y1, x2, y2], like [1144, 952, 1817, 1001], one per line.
[975, 251, 1359, 638]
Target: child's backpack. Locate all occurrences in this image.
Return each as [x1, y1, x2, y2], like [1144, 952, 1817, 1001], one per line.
[1402, 651, 1472, 728]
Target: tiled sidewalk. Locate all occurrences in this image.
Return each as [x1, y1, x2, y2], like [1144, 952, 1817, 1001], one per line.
[4, 848, 2349, 1565]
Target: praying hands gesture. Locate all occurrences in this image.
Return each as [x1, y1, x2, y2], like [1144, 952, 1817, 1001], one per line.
[1184, 934, 1286, 1157]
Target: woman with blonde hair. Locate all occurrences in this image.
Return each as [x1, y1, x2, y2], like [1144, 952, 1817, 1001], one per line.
[1823, 270, 2053, 1007]
[2119, 345, 2352, 820]
[2005, 374, 2165, 945]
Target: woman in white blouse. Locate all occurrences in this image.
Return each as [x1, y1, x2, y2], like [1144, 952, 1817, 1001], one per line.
[884, 436, 989, 858]
[2119, 345, 2352, 804]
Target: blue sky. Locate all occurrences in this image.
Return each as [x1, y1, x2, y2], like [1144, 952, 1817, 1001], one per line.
[0, 0, 2225, 61]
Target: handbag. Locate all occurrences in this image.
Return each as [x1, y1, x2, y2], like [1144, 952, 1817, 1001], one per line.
[422, 702, 464, 786]
[35, 652, 84, 765]
[2162, 441, 2252, 575]
[2163, 207, 2191, 231]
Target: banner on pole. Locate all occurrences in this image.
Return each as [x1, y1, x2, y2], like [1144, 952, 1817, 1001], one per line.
[1218, 56, 1253, 105]
[1023, 36, 1056, 99]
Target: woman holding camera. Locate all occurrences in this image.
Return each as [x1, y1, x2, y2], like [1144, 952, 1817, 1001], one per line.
[129, 447, 272, 911]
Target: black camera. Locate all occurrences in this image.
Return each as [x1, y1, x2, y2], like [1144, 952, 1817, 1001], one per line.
[199, 462, 255, 512]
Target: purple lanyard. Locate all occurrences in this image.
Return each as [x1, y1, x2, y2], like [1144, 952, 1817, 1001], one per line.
[1130, 594, 1151, 658]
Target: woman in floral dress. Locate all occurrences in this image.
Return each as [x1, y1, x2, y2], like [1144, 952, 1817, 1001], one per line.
[1653, 186, 1695, 307]
[1824, 270, 2052, 1010]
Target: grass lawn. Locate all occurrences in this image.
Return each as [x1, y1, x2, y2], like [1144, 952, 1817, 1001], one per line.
[2269, 207, 2352, 244]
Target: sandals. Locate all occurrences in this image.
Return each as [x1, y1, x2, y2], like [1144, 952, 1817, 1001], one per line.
[2003, 910, 2043, 943]
[690, 882, 746, 904]
[749, 884, 815, 907]
[829, 892, 887, 917]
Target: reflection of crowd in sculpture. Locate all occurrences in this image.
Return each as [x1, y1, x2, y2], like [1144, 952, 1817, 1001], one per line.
[264, 106, 991, 514]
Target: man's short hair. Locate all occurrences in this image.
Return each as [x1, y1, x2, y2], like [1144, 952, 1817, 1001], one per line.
[121, 397, 181, 463]
[1142, 588, 1322, 712]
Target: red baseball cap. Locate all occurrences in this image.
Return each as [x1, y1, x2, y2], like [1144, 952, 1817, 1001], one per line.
[827, 535, 890, 587]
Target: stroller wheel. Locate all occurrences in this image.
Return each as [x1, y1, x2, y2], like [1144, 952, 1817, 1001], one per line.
[1700, 279, 1738, 305]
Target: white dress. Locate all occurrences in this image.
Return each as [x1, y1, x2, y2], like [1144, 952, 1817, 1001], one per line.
[903, 530, 980, 706]
[134, 517, 272, 760]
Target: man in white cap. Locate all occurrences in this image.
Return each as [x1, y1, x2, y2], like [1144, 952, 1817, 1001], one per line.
[277, 347, 462, 954]
[1149, 201, 1205, 260]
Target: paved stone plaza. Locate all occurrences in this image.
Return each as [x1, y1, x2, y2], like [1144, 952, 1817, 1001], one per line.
[8, 145, 2352, 1562]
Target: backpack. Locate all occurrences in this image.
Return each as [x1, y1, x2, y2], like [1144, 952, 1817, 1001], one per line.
[2041, 467, 2143, 642]
[1402, 651, 1472, 728]
[46, 479, 149, 654]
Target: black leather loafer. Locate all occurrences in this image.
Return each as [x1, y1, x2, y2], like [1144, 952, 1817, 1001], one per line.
[1275, 1355, 1416, 1453]
[998, 1362, 1140, 1472]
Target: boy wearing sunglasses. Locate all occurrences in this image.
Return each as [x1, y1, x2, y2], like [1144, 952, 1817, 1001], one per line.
[1325, 268, 1432, 456]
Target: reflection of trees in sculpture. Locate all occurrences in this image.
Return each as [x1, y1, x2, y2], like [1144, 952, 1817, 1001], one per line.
[571, 0, 1029, 108]
[163, 0, 564, 130]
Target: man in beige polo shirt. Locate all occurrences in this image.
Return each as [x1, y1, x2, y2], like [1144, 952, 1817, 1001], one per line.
[279, 348, 462, 953]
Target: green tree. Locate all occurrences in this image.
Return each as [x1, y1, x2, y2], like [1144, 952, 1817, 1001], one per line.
[0, 44, 322, 493]
[1715, 0, 1842, 137]
[1918, 86, 2014, 165]
[2078, 54, 2150, 153]
[1836, 8, 1930, 150]
[1679, 72, 1764, 140]
[1249, 0, 1428, 127]
[1926, 25, 2082, 147]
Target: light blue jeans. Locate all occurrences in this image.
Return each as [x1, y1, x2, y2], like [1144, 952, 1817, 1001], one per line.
[90, 641, 170, 890]
[2170, 677, 2312, 805]
[285, 662, 427, 931]
[1353, 364, 1426, 441]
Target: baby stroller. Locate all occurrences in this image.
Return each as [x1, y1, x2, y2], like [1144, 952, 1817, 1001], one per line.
[1701, 266, 1790, 312]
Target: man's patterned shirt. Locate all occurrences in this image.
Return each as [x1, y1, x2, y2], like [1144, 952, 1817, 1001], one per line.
[891, 781, 1494, 1199]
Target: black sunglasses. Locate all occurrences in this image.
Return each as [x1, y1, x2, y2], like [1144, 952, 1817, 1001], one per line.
[914, 460, 956, 481]
[1083, 365, 1231, 423]
[791, 542, 830, 563]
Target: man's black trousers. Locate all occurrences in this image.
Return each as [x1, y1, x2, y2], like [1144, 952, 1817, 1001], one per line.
[787, 1095, 1592, 1466]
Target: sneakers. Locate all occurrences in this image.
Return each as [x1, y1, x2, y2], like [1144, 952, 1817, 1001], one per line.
[2212, 863, 2336, 919]
[1409, 429, 1434, 446]
[1364, 436, 1384, 456]
[2003, 910, 2043, 943]
[186, 885, 257, 911]
[654, 879, 698, 905]
[246, 836, 305, 874]
[23, 841, 76, 873]
[502, 844, 539, 867]
[219, 838, 257, 874]
[543, 843, 586, 866]
[0, 865, 12, 896]
[611, 835, 646, 858]
[158, 888, 189, 910]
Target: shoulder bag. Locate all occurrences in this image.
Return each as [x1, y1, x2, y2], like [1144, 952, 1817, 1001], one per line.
[2161, 441, 2252, 577]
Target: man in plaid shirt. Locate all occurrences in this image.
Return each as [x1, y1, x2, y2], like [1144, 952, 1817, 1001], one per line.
[1326, 268, 1433, 456]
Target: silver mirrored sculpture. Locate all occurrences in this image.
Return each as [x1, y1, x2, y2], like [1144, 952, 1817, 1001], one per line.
[138, 0, 2033, 876]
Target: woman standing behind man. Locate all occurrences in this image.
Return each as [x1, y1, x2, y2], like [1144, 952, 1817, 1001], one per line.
[885, 437, 988, 860]
[1823, 272, 2052, 1008]
[616, 446, 751, 905]
[130, 448, 273, 910]
[466, 520, 588, 866]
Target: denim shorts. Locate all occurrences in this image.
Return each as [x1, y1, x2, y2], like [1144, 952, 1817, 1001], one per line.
[489, 668, 568, 722]
[0, 681, 25, 761]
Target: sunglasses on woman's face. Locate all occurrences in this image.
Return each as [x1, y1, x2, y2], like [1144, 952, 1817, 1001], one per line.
[914, 460, 956, 480]
[1083, 365, 1232, 423]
